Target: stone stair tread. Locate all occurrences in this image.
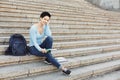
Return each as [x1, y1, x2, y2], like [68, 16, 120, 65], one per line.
[55, 38, 120, 44]
[1, 8, 100, 19]
[0, 44, 119, 61]
[0, 8, 119, 22]
[1, 39, 120, 53]
[0, 0, 80, 11]
[1, 12, 119, 23]
[1, 34, 120, 37]
[1, 24, 120, 30]
[0, 1, 120, 15]
[16, 59, 120, 80]
[1, 13, 119, 23]
[2, 29, 120, 32]
[1, 29, 120, 33]
[87, 70, 120, 80]
[0, 0, 119, 19]
[0, 20, 120, 26]
[1, 38, 120, 47]
[0, 0, 92, 8]
[1, 24, 120, 29]
[1, 15, 120, 24]
[0, 44, 120, 66]
[1, 34, 120, 39]
[0, 2, 103, 16]
[0, 30, 120, 35]
[0, 0, 120, 80]
[0, 51, 120, 79]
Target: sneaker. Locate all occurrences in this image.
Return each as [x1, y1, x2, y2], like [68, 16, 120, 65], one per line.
[44, 58, 51, 65]
[62, 69, 71, 75]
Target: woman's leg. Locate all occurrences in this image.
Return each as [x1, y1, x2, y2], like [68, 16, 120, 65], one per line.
[29, 36, 53, 56]
[40, 36, 53, 49]
[44, 52, 61, 68]
[29, 36, 71, 74]
[30, 36, 61, 68]
[40, 36, 61, 68]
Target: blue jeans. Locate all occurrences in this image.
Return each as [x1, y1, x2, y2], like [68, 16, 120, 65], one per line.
[29, 36, 61, 69]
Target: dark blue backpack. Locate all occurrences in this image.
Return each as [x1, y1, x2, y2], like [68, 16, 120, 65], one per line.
[5, 34, 28, 56]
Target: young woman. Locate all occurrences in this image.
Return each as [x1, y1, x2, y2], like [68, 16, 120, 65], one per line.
[29, 11, 71, 75]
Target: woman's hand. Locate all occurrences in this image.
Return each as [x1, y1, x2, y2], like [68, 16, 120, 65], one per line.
[41, 48, 47, 53]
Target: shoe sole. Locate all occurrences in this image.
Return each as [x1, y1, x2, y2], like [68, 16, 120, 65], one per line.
[44, 61, 52, 65]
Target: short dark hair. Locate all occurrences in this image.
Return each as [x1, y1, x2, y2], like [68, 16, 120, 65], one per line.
[40, 11, 51, 18]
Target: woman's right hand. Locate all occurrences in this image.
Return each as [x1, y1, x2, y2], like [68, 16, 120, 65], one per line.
[41, 48, 47, 53]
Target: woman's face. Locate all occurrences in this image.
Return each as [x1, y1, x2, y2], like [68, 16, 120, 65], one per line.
[40, 16, 50, 25]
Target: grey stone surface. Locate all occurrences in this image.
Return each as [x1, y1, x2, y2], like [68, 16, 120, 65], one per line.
[0, 0, 120, 80]
[87, 71, 120, 80]
[0, 50, 120, 79]
[17, 60, 120, 80]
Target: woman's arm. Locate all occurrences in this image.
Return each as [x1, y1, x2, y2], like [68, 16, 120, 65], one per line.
[44, 25, 52, 36]
[30, 26, 42, 51]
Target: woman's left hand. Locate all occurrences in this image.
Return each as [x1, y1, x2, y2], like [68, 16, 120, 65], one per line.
[41, 48, 47, 53]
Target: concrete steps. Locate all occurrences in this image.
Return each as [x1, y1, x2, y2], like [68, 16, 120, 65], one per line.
[1, 1, 120, 30]
[1, 8, 119, 24]
[1, 10, 118, 23]
[0, 51, 120, 80]
[1, 34, 120, 45]
[1, 16, 120, 25]
[1, 39, 120, 53]
[16, 60, 120, 80]
[0, 22, 119, 29]
[1, 29, 120, 37]
[2, 25, 120, 31]
[1, 28, 120, 33]
[0, 2, 111, 17]
[0, 0, 120, 80]
[0, 44, 120, 66]
[0, 0, 120, 21]
[0, 21, 120, 29]
[86, 70, 120, 80]
[0, 0, 120, 17]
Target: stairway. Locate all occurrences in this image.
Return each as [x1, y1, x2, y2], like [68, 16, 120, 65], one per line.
[0, 0, 120, 80]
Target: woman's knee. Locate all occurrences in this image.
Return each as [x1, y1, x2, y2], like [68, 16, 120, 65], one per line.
[46, 36, 53, 42]
[29, 46, 44, 56]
